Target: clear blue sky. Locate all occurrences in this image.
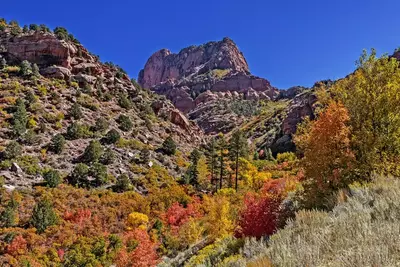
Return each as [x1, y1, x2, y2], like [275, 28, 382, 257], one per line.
[2, 0, 400, 88]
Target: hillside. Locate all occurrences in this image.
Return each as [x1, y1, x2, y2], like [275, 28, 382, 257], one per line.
[1, 18, 400, 267]
[0, 21, 203, 190]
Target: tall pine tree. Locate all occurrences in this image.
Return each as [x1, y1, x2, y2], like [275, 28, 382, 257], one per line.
[229, 130, 248, 191]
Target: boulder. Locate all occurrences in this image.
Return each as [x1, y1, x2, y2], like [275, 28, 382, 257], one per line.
[11, 163, 22, 174]
[73, 73, 97, 84]
[41, 65, 71, 80]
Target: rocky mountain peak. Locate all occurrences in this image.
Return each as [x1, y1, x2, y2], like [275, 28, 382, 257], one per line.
[138, 38, 277, 134]
[138, 37, 250, 89]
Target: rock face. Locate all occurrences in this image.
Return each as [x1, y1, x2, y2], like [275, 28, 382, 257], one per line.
[138, 37, 250, 89]
[139, 38, 278, 133]
[0, 30, 104, 81]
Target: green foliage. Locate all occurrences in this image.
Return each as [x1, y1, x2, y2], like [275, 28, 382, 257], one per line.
[103, 129, 120, 144]
[276, 152, 297, 163]
[117, 114, 133, 132]
[82, 140, 103, 163]
[29, 24, 39, 31]
[162, 136, 176, 155]
[70, 163, 89, 187]
[90, 162, 108, 186]
[66, 122, 92, 140]
[23, 129, 40, 145]
[50, 134, 66, 154]
[118, 94, 133, 110]
[69, 103, 83, 120]
[332, 49, 400, 176]
[16, 155, 42, 175]
[101, 148, 115, 165]
[54, 26, 78, 42]
[0, 198, 19, 227]
[44, 169, 62, 188]
[115, 174, 133, 192]
[93, 117, 109, 133]
[32, 63, 40, 77]
[19, 60, 32, 76]
[3, 141, 22, 159]
[31, 199, 58, 234]
[12, 98, 28, 137]
[184, 148, 202, 185]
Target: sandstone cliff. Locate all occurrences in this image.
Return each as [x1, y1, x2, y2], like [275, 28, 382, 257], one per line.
[138, 38, 278, 133]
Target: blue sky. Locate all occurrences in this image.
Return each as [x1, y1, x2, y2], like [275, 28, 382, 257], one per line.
[2, 0, 400, 88]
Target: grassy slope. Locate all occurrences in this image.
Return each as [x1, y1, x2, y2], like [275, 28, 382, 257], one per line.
[248, 176, 400, 267]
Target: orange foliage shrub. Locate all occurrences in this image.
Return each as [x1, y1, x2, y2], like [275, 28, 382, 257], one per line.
[116, 229, 159, 267]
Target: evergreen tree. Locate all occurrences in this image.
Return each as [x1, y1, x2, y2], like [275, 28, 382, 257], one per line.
[205, 137, 218, 192]
[217, 135, 229, 191]
[12, 98, 28, 137]
[185, 148, 201, 186]
[0, 197, 19, 227]
[31, 199, 58, 234]
[20, 60, 32, 76]
[162, 136, 176, 155]
[229, 130, 248, 191]
[32, 63, 40, 77]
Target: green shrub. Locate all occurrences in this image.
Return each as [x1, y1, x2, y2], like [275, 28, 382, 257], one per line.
[101, 148, 115, 165]
[66, 122, 92, 140]
[70, 163, 89, 187]
[44, 169, 61, 188]
[16, 155, 41, 175]
[19, 60, 32, 76]
[90, 163, 108, 186]
[3, 141, 22, 159]
[12, 98, 28, 137]
[93, 117, 109, 133]
[117, 114, 133, 132]
[68, 103, 83, 120]
[32, 63, 40, 77]
[162, 136, 176, 155]
[118, 94, 133, 110]
[82, 140, 103, 163]
[23, 129, 40, 145]
[115, 174, 133, 192]
[104, 129, 120, 144]
[29, 24, 39, 31]
[276, 152, 297, 163]
[50, 134, 66, 154]
[30, 199, 58, 234]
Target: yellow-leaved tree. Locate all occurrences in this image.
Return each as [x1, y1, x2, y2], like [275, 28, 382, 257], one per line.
[332, 49, 400, 176]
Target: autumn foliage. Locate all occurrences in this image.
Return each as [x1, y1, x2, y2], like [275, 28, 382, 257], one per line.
[295, 101, 355, 208]
[116, 229, 158, 267]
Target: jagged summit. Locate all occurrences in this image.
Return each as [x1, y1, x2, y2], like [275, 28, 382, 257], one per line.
[138, 37, 250, 89]
[138, 38, 277, 134]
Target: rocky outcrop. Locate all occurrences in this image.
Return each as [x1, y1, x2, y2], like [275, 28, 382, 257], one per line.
[138, 37, 249, 89]
[0, 29, 104, 79]
[282, 92, 317, 135]
[139, 38, 277, 133]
